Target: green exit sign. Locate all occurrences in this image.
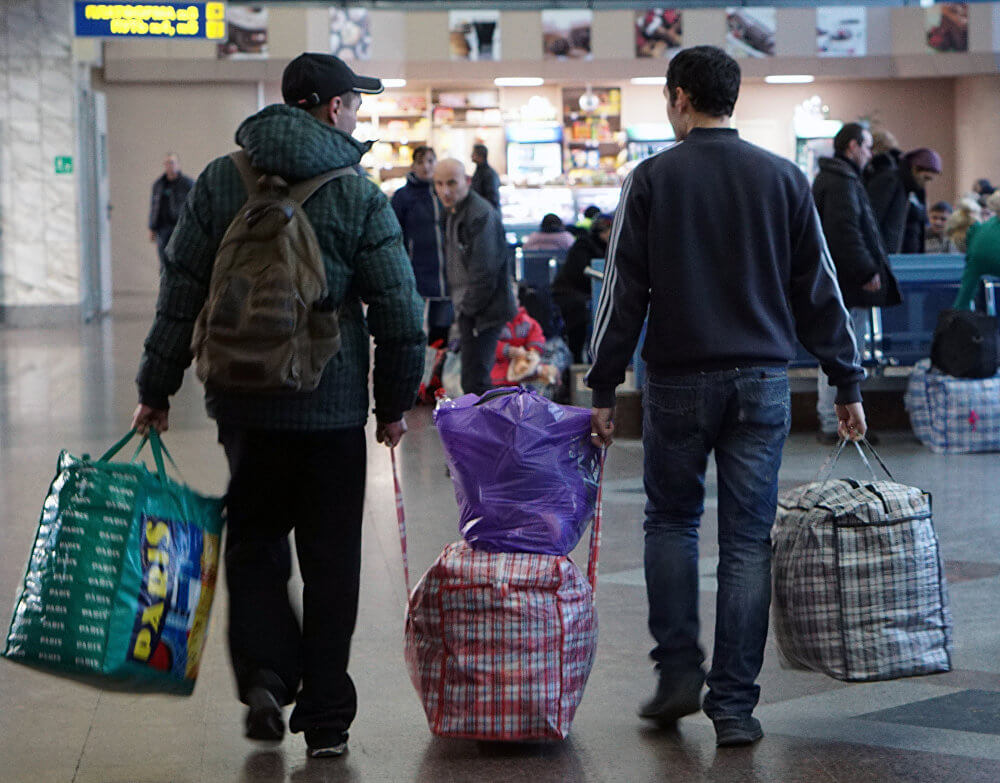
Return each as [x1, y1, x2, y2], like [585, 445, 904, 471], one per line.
[55, 156, 74, 174]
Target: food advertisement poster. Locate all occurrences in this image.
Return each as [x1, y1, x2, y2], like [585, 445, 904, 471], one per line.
[817, 7, 867, 57]
[449, 10, 500, 61]
[635, 8, 683, 58]
[542, 9, 593, 60]
[725, 7, 776, 58]
[330, 8, 371, 61]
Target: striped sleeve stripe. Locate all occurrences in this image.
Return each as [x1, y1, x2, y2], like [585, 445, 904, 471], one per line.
[812, 205, 861, 367]
[590, 171, 635, 357]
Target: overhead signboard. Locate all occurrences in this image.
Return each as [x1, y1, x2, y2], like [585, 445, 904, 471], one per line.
[74, 2, 227, 40]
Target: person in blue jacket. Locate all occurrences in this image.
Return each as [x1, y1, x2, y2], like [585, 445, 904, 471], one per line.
[392, 146, 452, 344]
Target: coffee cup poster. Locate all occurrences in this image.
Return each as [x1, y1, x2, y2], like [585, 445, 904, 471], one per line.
[636, 9, 683, 58]
[449, 10, 501, 61]
[218, 6, 268, 58]
[542, 10, 593, 60]
[926, 3, 968, 53]
[725, 7, 776, 58]
[330, 9, 372, 61]
[817, 7, 867, 57]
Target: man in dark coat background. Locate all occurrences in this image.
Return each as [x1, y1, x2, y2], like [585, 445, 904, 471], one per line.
[470, 143, 501, 211]
[813, 122, 902, 442]
[434, 157, 516, 395]
[148, 152, 194, 271]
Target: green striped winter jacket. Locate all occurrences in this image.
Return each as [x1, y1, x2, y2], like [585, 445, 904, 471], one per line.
[136, 104, 426, 430]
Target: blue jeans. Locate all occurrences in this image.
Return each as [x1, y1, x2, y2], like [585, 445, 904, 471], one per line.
[642, 366, 790, 720]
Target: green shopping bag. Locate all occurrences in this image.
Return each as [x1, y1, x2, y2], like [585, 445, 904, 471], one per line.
[2, 430, 225, 694]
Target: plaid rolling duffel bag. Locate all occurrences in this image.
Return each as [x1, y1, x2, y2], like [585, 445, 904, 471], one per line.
[771, 440, 952, 682]
[398, 450, 606, 741]
[905, 358, 1000, 454]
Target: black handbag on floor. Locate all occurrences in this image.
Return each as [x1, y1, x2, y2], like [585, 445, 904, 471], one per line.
[930, 309, 998, 378]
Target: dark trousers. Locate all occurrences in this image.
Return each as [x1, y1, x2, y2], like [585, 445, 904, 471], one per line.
[218, 424, 367, 735]
[458, 314, 502, 396]
[553, 290, 591, 363]
[642, 367, 789, 720]
[155, 226, 174, 271]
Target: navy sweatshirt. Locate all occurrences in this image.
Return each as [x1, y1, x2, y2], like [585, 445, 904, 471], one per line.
[587, 127, 863, 408]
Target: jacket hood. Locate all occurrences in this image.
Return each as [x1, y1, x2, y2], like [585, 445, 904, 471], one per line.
[867, 149, 900, 174]
[818, 155, 861, 180]
[235, 104, 371, 181]
[405, 171, 432, 189]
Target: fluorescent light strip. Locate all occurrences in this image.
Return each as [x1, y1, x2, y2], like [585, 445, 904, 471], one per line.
[494, 77, 544, 87]
[765, 75, 815, 84]
[630, 77, 666, 86]
[382, 79, 407, 89]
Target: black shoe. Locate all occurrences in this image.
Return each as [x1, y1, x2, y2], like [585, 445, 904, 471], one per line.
[714, 715, 763, 747]
[306, 728, 349, 758]
[816, 431, 840, 446]
[245, 687, 284, 741]
[638, 669, 705, 725]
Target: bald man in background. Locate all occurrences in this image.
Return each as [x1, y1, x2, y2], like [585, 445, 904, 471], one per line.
[433, 158, 515, 395]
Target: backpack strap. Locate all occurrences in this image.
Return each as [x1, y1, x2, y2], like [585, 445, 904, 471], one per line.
[289, 165, 359, 206]
[229, 150, 260, 196]
[229, 150, 357, 205]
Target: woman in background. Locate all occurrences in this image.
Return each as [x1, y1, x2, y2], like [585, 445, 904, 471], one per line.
[523, 213, 576, 252]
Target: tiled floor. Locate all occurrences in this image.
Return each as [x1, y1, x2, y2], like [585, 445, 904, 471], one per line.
[2, 307, 1000, 782]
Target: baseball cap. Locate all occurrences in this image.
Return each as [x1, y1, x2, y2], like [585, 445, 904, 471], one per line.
[282, 53, 383, 109]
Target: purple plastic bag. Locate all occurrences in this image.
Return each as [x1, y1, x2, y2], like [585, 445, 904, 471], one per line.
[433, 387, 601, 555]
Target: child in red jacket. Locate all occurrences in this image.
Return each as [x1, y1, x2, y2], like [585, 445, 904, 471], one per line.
[491, 307, 559, 387]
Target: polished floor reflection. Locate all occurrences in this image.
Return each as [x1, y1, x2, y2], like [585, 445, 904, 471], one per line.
[2, 307, 1000, 782]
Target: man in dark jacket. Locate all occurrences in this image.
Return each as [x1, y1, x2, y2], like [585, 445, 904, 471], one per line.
[867, 146, 942, 253]
[552, 214, 612, 362]
[470, 143, 501, 211]
[812, 122, 902, 442]
[391, 145, 452, 344]
[132, 53, 425, 759]
[148, 153, 194, 271]
[434, 157, 516, 395]
[588, 46, 866, 748]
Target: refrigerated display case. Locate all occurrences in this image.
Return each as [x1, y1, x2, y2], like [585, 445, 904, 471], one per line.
[357, 92, 430, 181]
[500, 186, 575, 234]
[625, 124, 674, 162]
[505, 122, 564, 185]
[431, 89, 505, 171]
[793, 97, 841, 181]
[563, 86, 623, 176]
[570, 187, 621, 221]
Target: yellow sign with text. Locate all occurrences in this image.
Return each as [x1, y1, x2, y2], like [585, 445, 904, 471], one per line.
[74, 3, 226, 40]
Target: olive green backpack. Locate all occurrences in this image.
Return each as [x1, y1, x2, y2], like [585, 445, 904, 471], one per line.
[191, 150, 356, 393]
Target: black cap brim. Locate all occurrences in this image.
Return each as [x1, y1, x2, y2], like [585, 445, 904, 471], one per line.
[353, 75, 384, 95]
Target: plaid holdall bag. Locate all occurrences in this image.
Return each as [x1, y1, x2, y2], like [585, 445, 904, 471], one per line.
[771, 440, 952, 682]
[398, 450, 606, 741]
[905, 358, 1000, 454]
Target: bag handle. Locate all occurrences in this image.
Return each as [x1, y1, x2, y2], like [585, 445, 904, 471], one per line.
[587, 447, 607, 594]
[473, 387, 521, 406]
[813, 436, 894, 486]
[98, 429, 182, 487]
[390, 447, 410, 593]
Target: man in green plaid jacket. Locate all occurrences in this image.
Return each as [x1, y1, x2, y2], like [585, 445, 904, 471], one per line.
[132, 53, 424, 759]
